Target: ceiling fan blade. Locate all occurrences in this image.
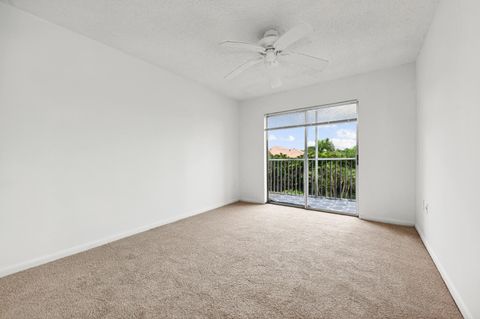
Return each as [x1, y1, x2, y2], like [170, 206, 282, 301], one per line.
[281, 51, 329, 71]
[285, 37, 312, 51]
[225, 58, 263, 80]
[274, 23, 313, 51]
[220, 41, 265, 53]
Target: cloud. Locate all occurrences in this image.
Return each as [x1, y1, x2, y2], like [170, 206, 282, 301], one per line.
[307, 140, 315, 147]
[331, 138, 356, 150]
[268, 134, 277, 141]
[330, 128, 356, 150]
[336, 129, 356, 139]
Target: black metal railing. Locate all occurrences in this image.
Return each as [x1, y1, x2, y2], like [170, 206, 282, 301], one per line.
[268, 158, 356, 200]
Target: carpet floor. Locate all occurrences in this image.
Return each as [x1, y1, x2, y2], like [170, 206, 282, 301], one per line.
[0, 202, 461, 318]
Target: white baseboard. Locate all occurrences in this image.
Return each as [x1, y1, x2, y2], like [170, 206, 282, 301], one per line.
[0, 199, 239, 279]
[239, 196, 264, 204]
[239, 199, 265, 204]
[415, 225, 471, 319]
[359, 215, 414, 226]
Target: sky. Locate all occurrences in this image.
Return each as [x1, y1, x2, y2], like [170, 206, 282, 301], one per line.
[267, 122, 357, 150]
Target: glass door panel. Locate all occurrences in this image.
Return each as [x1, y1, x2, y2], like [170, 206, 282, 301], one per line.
[306, 121, 358, 215]
[267, 127, 305, 207]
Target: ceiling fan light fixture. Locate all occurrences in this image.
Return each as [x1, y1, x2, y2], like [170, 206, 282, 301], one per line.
[266, 64, 282, 88]
[264, 49, 277, 63]
[265, 59, 279, 68]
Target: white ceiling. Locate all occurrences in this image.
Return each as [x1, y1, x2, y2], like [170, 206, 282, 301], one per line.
[2, 0, 438, 100]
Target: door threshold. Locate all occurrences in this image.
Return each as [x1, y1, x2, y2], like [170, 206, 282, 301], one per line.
[267, 200, 358, 217]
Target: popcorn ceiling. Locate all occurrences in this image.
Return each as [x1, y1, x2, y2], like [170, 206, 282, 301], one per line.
[2, 0, 438, 100]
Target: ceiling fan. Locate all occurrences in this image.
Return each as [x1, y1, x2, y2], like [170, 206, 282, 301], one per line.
[220, 23, 328, 88]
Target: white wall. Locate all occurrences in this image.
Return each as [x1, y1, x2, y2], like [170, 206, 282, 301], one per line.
[416, 1, 480, 318]
[0, 3, 239, 276]
[240, 64, 417, 225]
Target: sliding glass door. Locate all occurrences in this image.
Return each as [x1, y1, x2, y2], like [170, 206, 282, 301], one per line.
[266, 101, 358, 215]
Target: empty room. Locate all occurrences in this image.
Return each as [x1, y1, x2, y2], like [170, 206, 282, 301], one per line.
[0, 0, 479, 318]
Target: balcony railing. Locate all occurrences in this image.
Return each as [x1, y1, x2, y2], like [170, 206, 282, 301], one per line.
[267, 158, 356, 200]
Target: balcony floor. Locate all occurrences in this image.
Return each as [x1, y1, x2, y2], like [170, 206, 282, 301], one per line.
[269, 193, 357, 215]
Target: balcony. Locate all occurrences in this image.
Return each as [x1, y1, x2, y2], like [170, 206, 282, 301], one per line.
[267, 158, 357, 215]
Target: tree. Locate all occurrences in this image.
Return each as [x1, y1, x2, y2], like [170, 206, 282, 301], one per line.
[317, 138, 336, 153]
[269, 152, 288, 159]
[268, 138, 357, 199]
[307, 138, 356, 159]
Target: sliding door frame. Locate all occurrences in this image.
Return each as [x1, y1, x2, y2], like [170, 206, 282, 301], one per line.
[265, 99, 359, 216]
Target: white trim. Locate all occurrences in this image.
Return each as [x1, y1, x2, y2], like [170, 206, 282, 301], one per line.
[415, 225, 471, 319]
[239, 197, 265, 204]
[0, 199, 239, 278]
[359, 215, 414, 226]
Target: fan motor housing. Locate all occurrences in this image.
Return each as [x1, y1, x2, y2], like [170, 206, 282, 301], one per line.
[259, 29, 279, 48]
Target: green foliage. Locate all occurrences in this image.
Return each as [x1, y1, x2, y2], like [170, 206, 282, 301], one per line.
[308, 138, 356, 159]
[317, 138, 336, 153]
[268, 139, 357, 200]
[270, 153, 289, 159]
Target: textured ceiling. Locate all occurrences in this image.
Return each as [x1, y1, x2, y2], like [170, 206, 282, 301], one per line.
[2, 0, 438, 100]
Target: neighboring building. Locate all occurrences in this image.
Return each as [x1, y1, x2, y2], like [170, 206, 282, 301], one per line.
[269, 146, 304, 158]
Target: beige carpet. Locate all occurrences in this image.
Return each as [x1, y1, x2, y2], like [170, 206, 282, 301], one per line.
[0, 202, 461, 318]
